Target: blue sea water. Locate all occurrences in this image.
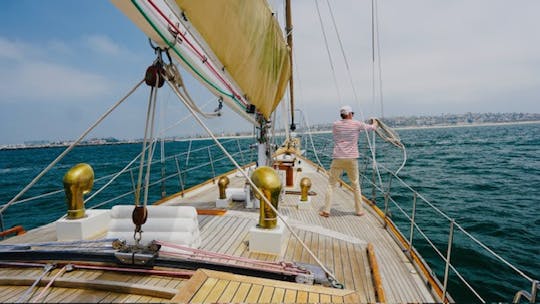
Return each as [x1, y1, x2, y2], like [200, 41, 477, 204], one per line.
[0, 123, 538, 302]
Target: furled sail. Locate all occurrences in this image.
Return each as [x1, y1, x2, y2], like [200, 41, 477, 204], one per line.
[175, 0, 291, 119]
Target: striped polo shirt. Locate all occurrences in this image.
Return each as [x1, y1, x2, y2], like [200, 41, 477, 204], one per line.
[332, 119, 376, 159]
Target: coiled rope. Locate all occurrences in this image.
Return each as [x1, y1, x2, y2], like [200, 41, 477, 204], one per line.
[371, 118, 407, 175]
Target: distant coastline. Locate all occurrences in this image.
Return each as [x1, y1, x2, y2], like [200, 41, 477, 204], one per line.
[2, 113, 539, 150]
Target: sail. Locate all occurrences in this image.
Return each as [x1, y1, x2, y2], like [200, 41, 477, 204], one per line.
[175, 0, 291, 119]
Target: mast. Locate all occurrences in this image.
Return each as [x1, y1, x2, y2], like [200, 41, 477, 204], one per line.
[285, 0, 296, 131]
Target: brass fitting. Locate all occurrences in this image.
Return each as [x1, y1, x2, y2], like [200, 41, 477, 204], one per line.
[63, 163, 94, 219]
[300, 177, 312, 201]
[251, 166, 282, 229]
[217, 176, 230, 199]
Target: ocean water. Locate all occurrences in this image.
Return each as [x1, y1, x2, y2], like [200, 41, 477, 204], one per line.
[0, 123, 538, 302]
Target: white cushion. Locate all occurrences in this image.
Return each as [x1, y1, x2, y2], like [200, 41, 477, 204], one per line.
[107, 205, 200, 248]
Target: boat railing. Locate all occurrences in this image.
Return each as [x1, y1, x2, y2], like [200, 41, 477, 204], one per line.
[373, 167, 538, 303]
[300, 134, 538, 303]
[0, 137, 255, 233]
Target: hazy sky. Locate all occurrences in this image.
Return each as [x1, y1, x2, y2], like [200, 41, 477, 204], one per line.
[1, 0, 539, 144]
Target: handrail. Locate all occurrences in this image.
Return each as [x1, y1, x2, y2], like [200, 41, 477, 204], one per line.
[513, 280, 538, 304]
[0, 144, 251, 222]
[93, 148, 251, 210]
[0, 138, 245, 210]
[304, 141, 537, 302]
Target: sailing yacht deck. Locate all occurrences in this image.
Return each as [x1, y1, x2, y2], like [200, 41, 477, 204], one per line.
[0, 156, 438, 303]
[159, 156, 438, 303]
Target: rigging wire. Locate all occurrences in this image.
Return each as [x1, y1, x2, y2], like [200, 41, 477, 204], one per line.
[314, 0, 342, 104]
[324, 0, 360, 103]
[165, 78, 340, 285]
[315, 1, 385, 188]
[324, 1, 403, 177]
[142, 64, 163, 208]
[295, 109, 325, 168]
[0, 79, 144, 216]
[134, 85, 157, 207]
[372, 0, 385, 118]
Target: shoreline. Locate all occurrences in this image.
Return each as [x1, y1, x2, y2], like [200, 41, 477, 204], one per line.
[2, 120, 539, 150]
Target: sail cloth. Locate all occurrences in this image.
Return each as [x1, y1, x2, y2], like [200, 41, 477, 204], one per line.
[175, 0, 291, 119]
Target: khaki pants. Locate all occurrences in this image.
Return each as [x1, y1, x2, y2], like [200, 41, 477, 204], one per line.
[322, 158, 364, 214]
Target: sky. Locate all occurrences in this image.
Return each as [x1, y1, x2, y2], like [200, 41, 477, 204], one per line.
[1, 0, 539, 145]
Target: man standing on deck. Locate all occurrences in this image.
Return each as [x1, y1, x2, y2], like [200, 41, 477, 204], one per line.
[319, 105, 378, 218]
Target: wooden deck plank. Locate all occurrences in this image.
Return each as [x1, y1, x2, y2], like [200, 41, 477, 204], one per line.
[200, 216, 234, 249]
[258, 285, 274, 303]
[204, 279, 229, 303]
[98, 292, 121, 303]
[188, 277, 218, 303]
[205, 217, 240, 254]
[170, 269, 208, 303]
[340, 238, 355, 290]
[244, 284, 263, 303]
[296, 290, 308, 303]
[331, 294, 344, 303]
[0, 286, 25, 302]
[311, 229, 320, 265]
[223, 217, 252, 256]
[217, 281, 240, 303]
[332, 237, 345, 289]
[320, 293, 332, 303]
[222, 218, 252, 255]
[42, 287, 78, 303]
[300, 228, 313, 264]
[271, 287, 285, 303]
[308, 292, 320, 303]
[121, 294, 142, 303]
[230, 282, 251, 303]
[293, 229, 305, 264]
[283, 289, 297, 303]
[323, 235, 334, 278]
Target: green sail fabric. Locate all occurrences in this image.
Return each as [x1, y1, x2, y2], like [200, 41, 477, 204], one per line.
[175, 0, 291, 119]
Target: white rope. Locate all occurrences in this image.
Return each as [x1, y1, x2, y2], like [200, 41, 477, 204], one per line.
[0, 79, 144, 215]
[143, 92, 159, 207]
[165, 64, 221, 118]
[166, 79, 339, 283]
[134, 86, 156, 206]
[372, 118, 407, 175]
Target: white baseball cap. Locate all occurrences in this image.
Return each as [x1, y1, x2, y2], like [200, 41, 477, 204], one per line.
[340, 105, 353, 115]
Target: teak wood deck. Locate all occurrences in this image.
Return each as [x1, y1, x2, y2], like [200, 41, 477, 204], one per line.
[0, 156, 438, 303]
